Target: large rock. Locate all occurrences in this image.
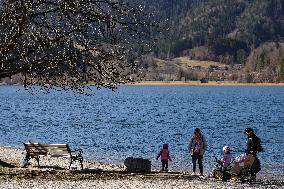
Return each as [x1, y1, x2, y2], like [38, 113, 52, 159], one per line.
[124, 157, 151, 173]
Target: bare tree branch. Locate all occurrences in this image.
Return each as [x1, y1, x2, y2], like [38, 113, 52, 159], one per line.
[0, 0, 166, 94]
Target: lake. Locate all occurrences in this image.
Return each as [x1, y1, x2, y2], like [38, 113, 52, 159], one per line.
[0, 85, 283, 179]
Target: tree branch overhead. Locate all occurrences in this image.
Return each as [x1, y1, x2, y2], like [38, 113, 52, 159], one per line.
[0, 0, 166, 93]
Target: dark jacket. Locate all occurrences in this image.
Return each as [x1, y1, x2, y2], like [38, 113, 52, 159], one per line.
[246, 134, 262, 156]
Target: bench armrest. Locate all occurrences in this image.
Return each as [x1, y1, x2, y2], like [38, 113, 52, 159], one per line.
[70, 148, 83, 156]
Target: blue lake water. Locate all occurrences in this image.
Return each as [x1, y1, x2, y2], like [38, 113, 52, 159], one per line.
[0, 85, 284, 179]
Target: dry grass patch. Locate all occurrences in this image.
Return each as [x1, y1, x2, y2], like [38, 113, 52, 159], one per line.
[174, 57, 227, 68]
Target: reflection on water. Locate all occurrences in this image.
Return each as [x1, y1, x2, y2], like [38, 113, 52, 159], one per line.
[0, 85, 284, 178]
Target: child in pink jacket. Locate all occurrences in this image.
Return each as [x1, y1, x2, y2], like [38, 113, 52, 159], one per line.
[156, 144, 172, 171]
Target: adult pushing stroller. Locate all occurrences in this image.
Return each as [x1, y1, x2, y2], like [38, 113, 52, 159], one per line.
[212, 153, 256, 183]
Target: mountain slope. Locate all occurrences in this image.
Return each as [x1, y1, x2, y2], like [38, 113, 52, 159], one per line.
[144, 0, 284, 82]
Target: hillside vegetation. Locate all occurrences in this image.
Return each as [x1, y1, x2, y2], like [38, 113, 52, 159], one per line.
[142, 57, 242, 82]
[143, 0, 284, 83]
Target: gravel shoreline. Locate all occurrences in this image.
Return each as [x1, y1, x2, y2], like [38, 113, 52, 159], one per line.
[0, 146, 283, 189]
[1, 179, 283, 189]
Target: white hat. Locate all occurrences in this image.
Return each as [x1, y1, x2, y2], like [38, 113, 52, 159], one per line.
[223, 146, 230, 151]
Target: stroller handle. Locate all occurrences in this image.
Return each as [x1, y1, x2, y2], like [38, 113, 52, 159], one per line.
[212, 155, 218, 162]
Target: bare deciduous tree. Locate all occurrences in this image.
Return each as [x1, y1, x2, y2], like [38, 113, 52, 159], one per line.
[0, 0, 164, 94]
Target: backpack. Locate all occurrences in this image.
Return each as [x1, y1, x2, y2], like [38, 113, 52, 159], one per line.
[192, 138, 202, 155]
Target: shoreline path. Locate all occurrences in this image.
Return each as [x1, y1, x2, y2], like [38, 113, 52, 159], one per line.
[0, 146, 283, 189]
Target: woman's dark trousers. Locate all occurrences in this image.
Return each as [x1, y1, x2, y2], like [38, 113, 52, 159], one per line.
[192, 154, 203, 174]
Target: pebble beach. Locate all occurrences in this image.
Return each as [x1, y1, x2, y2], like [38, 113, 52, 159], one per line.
[0, 146, 284, 189]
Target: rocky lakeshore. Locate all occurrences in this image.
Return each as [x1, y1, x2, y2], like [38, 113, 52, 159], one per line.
[0, 146, 283, 189]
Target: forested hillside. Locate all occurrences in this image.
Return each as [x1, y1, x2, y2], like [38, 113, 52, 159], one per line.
[142, 0, 284, 83]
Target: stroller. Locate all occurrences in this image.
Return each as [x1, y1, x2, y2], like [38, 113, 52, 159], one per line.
[212, 153, 256, 183]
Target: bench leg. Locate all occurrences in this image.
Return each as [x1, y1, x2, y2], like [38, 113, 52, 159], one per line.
[22, 155, 31, 168]
[24, 154, 30, 162]
[69, 158, 83, 170]
[35, 156, 40, 167]
[80, 159, 83, 170]
[69, 160, 73, 170]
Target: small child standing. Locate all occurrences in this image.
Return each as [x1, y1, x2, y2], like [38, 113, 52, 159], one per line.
[156, 144, 172, 171]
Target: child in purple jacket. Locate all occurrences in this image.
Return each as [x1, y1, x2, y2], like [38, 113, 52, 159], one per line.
[218, 146, 233, 168]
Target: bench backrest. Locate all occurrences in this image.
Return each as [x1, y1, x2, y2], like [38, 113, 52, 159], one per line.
[24, 143, 71, 157]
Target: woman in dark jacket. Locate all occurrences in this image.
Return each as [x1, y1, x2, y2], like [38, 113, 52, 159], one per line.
[244, 127, 263, 181]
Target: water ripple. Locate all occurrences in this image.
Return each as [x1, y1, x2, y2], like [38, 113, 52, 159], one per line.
[0, 85, 283, 178]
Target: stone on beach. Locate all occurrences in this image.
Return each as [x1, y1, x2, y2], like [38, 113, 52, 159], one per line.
[124, 157, 151, 173]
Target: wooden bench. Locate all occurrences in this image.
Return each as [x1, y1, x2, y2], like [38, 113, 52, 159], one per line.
[23, 143, 84, 170]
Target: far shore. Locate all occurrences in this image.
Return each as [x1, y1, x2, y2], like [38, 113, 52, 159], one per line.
[1, 81, 284, 88]
[128, 81, 284, 86]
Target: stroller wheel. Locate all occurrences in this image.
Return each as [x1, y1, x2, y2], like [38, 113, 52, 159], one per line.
[230, 175, 238, 182]
[240, 177, 245, 183]
[213, 169, 222, 180]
